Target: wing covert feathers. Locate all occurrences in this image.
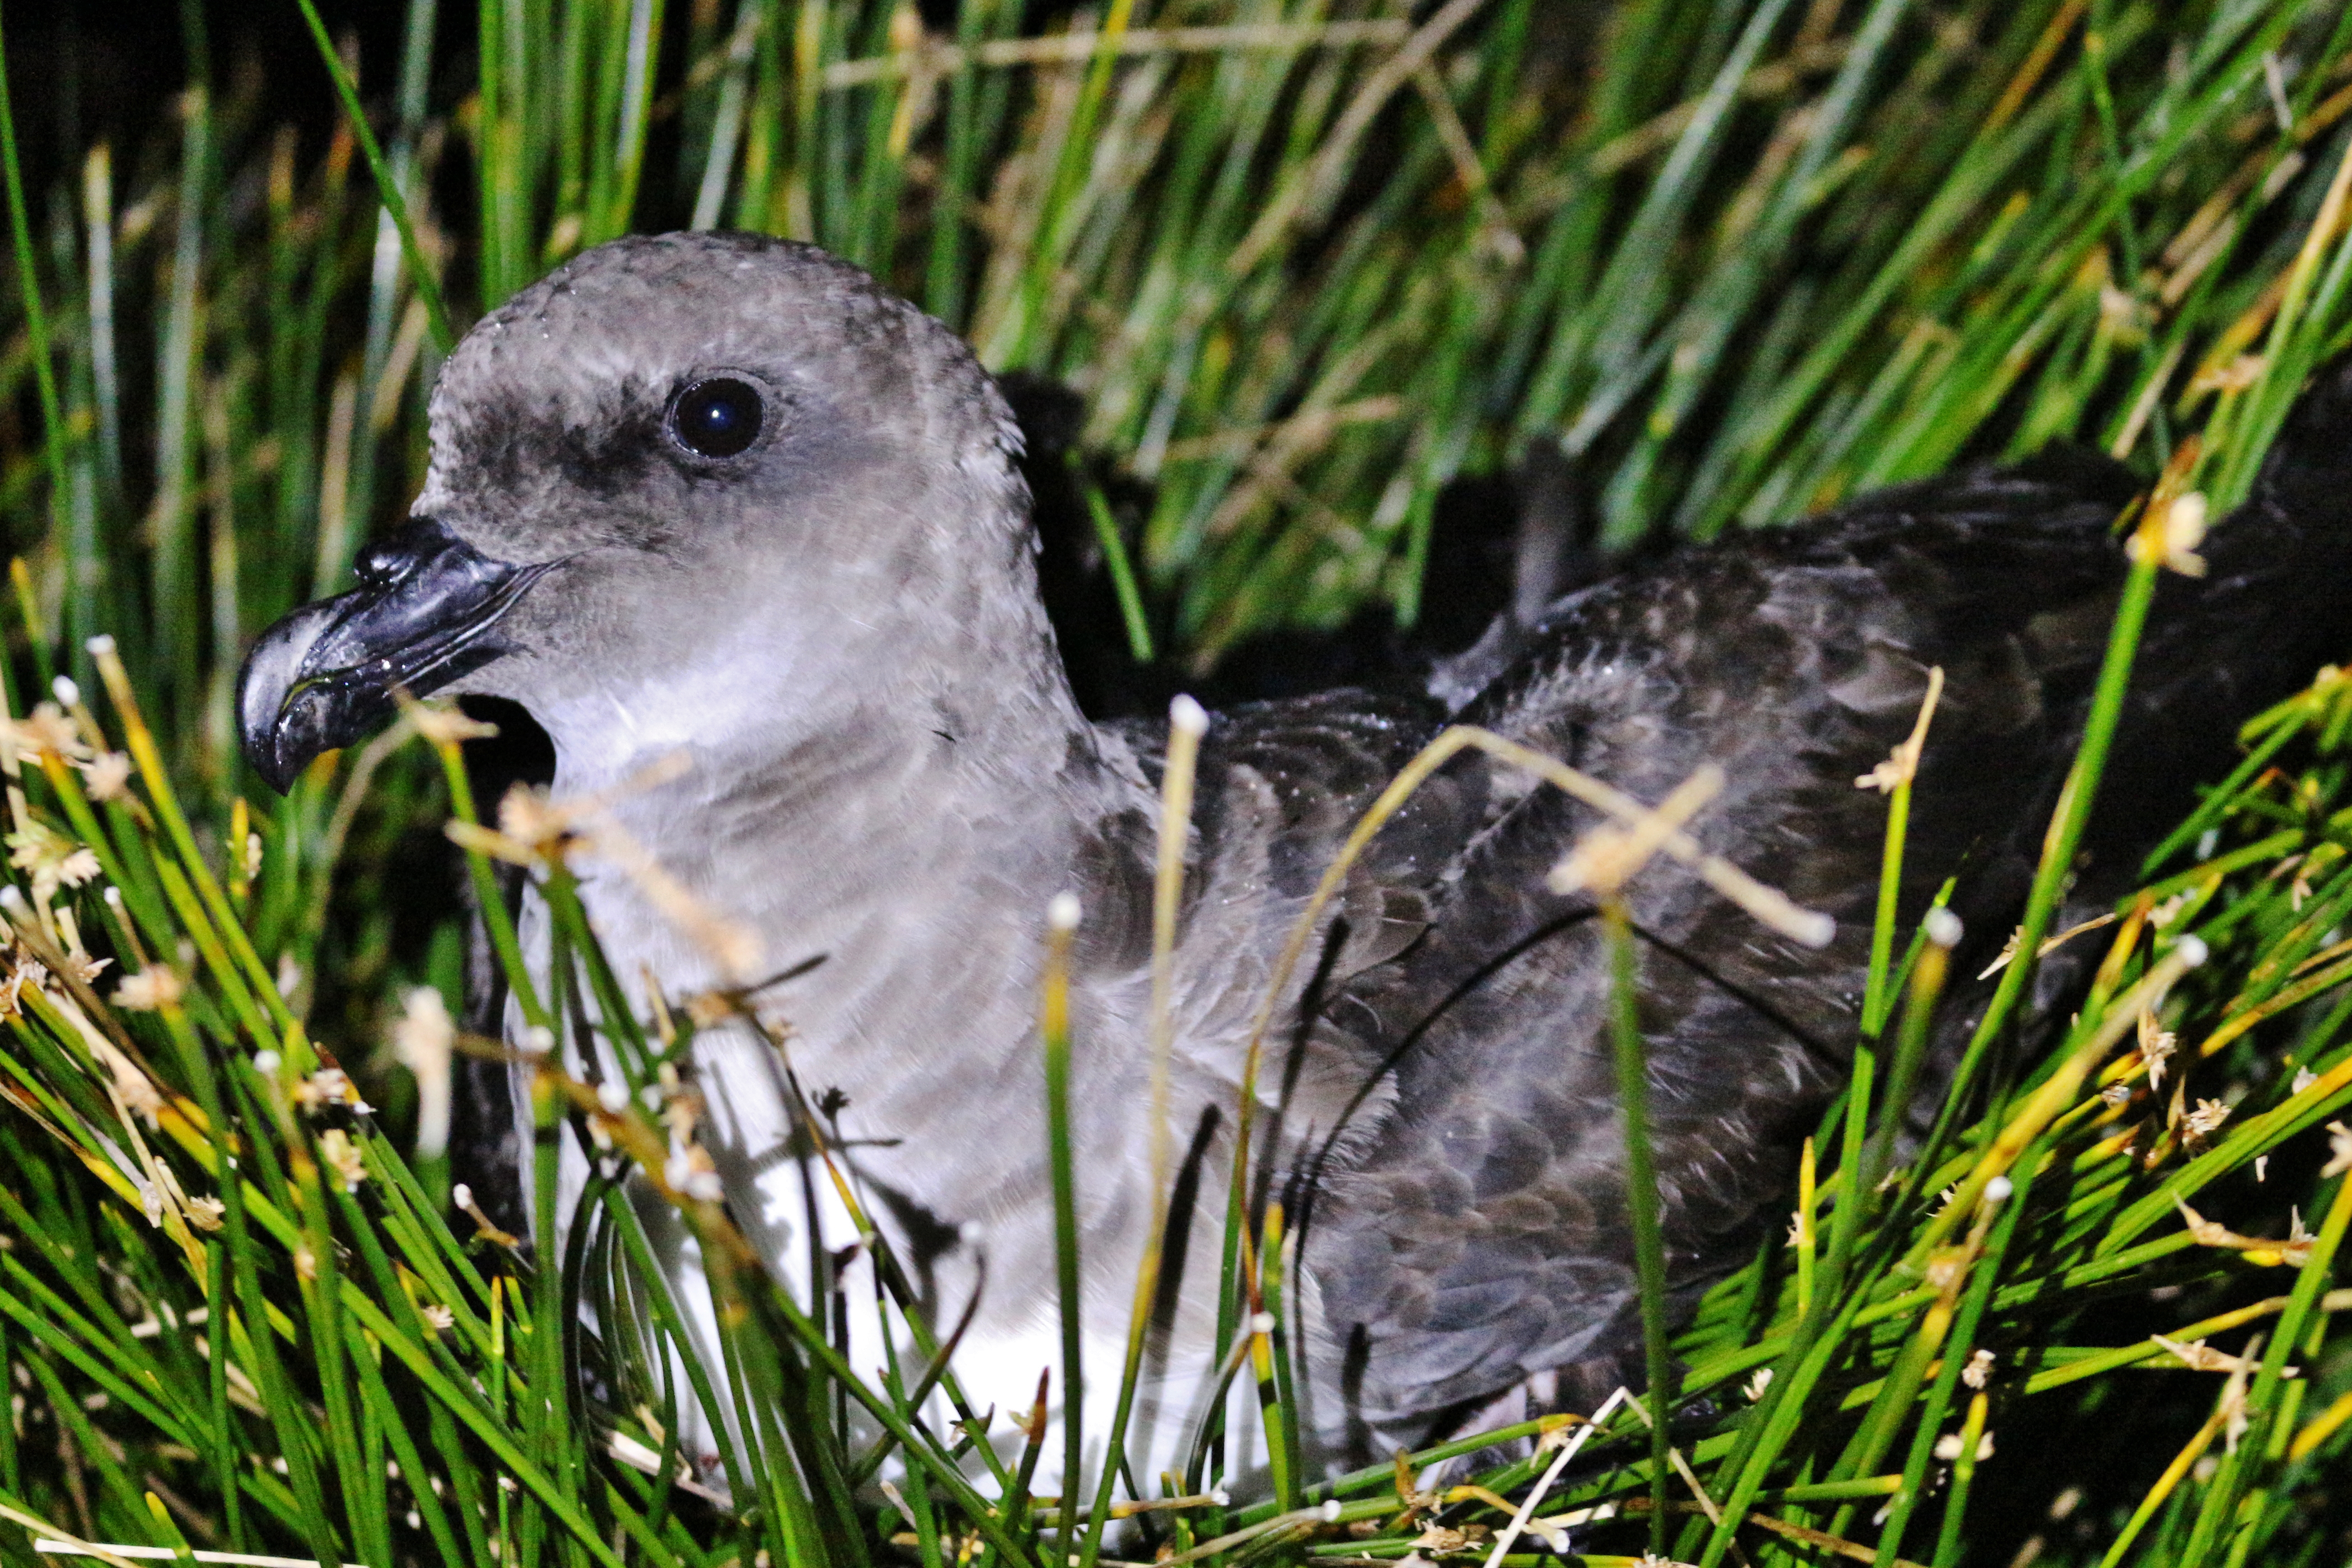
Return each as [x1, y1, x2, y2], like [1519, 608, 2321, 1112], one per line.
[1210, 431, 2352, 1442]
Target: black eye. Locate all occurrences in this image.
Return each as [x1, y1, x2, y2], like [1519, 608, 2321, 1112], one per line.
[668, 377, 764, 458]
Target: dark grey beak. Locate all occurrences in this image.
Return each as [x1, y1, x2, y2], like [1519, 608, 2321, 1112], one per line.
[238, 519, 552, 793]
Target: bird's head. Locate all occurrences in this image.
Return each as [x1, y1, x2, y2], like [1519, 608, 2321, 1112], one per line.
[239, 231, 1034, 793]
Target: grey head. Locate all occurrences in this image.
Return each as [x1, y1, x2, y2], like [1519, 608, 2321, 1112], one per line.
[240, 231, 1042, 791]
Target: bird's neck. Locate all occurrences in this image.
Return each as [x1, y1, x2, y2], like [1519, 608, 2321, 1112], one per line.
[534, 603, 1154, 1126]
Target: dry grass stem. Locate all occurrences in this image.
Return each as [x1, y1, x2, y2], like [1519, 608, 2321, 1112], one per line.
[1854, 666, 1945, 793]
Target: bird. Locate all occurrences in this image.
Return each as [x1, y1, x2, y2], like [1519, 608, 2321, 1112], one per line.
[238, 230, 2352, 1490]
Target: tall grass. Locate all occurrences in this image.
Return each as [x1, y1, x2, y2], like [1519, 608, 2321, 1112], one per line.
[1, 2, 2352, 1565]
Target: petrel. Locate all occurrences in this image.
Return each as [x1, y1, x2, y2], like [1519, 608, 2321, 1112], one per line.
[240, 231, 2352, 1483]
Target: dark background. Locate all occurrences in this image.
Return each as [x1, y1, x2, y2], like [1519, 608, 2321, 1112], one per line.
[8, 3, 416, 172]
[3, 0, 1054, 190]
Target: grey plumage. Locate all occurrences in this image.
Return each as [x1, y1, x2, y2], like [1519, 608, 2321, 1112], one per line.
[240, 231, 2352, 1479]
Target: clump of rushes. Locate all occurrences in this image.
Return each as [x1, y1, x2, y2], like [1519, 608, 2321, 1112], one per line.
[4, 2, 2352, 1565]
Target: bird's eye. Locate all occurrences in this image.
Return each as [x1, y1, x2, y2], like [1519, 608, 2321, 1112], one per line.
[668, 377, 764, 458]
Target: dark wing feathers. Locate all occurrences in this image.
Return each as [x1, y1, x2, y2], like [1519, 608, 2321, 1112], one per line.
[1258, 436, 2352, 1439]
[1131, 367, 2352, 1442]
[1125, 689, 1479, 997]
[1185, 689, 1470, 897]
